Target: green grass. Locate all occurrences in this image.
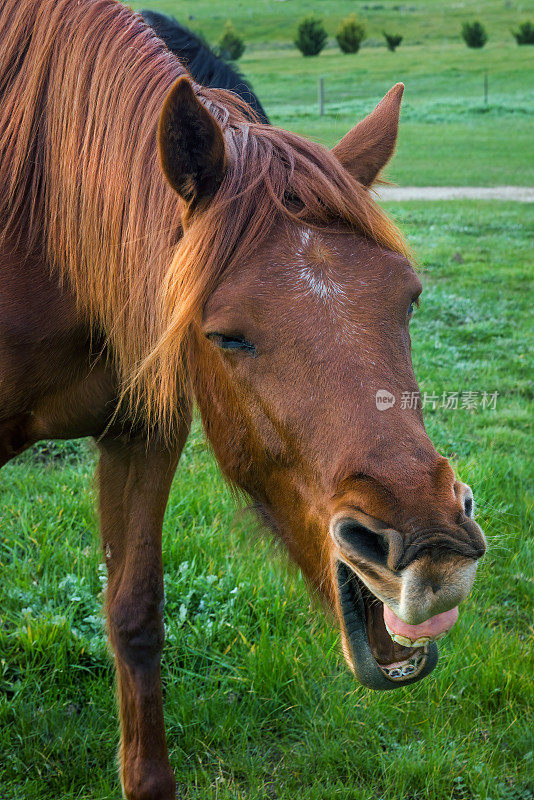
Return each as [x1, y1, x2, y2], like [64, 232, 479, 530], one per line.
[244, 44, 534, 185]
[1, 0, 533, 795]
[1, 201, 532, 799]
[133, 0, 534, 185]
[137, 0, 533, 47]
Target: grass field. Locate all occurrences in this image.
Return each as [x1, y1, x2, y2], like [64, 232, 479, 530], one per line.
[1, 202, 532, 799]
[135, 0, 534, 186]
[137, 0, 533, 46]
[1, 0, 533, 798]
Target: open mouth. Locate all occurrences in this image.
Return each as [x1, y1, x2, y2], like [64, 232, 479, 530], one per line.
[336, 561, 443, 690]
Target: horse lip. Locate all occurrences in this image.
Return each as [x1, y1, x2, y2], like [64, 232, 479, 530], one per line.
[336, 560, 439, 690]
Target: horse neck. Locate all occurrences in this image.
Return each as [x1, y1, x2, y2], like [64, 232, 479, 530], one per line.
[2, 0, 184, 291]
[0, 2, 192, 403]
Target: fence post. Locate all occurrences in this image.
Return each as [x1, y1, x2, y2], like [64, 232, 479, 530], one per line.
[484, 71, 488, 106]
[318, 76, 325, 116]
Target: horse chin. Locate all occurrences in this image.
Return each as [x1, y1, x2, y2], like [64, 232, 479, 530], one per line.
[336, 561, 439, 690]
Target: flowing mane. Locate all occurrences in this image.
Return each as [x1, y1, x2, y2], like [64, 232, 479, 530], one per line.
[0, 0, 408, 434]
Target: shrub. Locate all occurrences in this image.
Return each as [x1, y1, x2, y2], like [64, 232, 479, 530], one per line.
[512, 21, 534, 44]
[461, 21, 488, 48]
[218, 21, 245, 60]
[336, 14, 366, 54]
[294, 16, 328, 57]
[383, 31, 403, 51]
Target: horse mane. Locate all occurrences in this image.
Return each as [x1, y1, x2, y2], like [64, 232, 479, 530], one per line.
[0, 0, 408, 437]
[140, 10, 270, 124]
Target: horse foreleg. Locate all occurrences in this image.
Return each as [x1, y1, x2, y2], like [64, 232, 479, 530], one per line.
[97, 427, 189, 800]
[0, 414, 33, 466]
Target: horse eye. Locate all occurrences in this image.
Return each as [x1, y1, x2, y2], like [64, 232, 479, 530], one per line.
[407, 302, 415, 319]
[206, 332, 257, 357]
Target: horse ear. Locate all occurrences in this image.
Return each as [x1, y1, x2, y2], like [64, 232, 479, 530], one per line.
[332, 83, 404, 187]
[158, 77, 226, 209]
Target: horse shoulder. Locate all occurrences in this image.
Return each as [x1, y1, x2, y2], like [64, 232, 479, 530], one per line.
[0, 247, 117, 448]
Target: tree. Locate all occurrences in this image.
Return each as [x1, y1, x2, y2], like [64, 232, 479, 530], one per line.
[218, 21, 245, 61]
[294, 16, 328, 57]
[383, 32, 403, 52]
[461, 21, 488, 49]
[336, 14, 367, 54]
[512, 21, 534, 45]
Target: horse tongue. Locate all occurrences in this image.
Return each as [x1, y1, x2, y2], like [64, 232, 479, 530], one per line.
[383, 604, 459, 640]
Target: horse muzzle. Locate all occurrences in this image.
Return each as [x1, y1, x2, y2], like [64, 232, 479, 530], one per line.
[330, 509, 485, 690]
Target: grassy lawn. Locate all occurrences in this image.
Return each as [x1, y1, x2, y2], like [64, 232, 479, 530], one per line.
[133, 0, 534, 185]
[136, 0, 533, 46]
[245, 44, 534, 186]
[1, 201, 532, 799]
[1, 0, 533, 796]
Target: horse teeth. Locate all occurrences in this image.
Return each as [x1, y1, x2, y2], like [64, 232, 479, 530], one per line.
[391, 633, 413, 647]
[411, 635, 431, 646]
[380, 652, 427, 680]
[387, 630, 445, 647]
[385, 611, 451, 647]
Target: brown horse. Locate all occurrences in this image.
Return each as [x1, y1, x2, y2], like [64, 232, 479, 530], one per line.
[0, 0, 486, 797]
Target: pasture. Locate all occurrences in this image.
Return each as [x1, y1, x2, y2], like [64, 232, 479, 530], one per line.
[137, 0, 534, 185]
[1, 202, 532, 799]
[1, 0, 533, 798]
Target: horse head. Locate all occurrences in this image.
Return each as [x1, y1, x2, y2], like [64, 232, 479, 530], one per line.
[156, 78, 486, 690]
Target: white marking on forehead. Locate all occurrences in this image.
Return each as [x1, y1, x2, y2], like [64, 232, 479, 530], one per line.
[293, 227, 347, 304]
[290, 226, 369, 348]
[299, 226, 312, 248]
[296, 265, 347, 302]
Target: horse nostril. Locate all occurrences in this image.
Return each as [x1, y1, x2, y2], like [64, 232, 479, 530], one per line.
[332, 517, 389, 566]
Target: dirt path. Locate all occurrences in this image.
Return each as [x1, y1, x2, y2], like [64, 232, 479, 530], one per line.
[375, 186, 534, 202]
